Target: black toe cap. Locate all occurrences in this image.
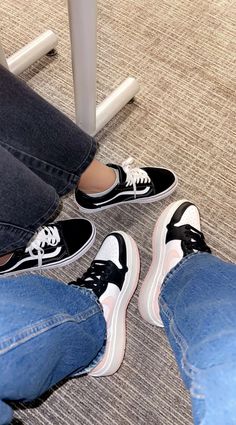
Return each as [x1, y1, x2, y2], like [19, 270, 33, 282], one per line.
[143, 167, 177, 193]
[57, 219, 94, 255]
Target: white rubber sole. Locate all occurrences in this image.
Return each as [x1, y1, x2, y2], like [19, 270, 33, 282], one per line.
[89, 231, 140, 377]
[0, 224, 96, 278]
[138, 199, 190, 327]
[78, 173, 178, 214]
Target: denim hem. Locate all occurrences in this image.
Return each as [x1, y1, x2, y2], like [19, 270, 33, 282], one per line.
[74, 137, 97, 179]
[68, 286, 107, 377]
[159, 252, 214, 383]
[160, 252, 208, 296]
[159, 252, 209, 334]
[74, 286, 104, 314]
[70, 339, 107, 377]
[60, 137, 97, 196]
[0, 192, 60, 255]
[0, 139, 97, 197]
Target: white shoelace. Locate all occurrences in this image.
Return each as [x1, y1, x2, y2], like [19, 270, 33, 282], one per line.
[122, 157, 151, 198]
[25, 225, 60, 267]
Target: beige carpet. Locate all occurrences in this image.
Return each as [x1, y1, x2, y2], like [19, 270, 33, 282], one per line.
[1, 0, 236, 423]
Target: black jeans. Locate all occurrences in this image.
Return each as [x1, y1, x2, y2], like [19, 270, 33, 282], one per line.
[0, 65, 97, 255]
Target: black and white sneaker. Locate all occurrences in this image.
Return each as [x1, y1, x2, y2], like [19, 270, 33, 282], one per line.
[71, 231, 140, 376]
[0, 219, 96, 277]
[138, 200, 211, 326]
[75, 157, 178, 213]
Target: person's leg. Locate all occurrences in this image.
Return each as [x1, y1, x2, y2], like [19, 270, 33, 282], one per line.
[0, 65, 98, 273]
[0, 145, 59, 256]
[0, 65, 117, 196]
[0, 274, 106, 425]
[0, 230, 139, 424]
[78, 159, 117, 193]
[0, 145, 96, 276]
[0, 65, 178, 214]
[160, 254, 236, 425]
[139, 200, 236, 424]
[0, 64, 97, 196]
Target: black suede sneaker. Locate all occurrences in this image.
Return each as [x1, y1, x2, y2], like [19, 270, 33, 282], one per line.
[70, 231, 140, 376]
[75, 157, 178, 213]
[0, 219, 96, 277]
[138, 200, 211, 326]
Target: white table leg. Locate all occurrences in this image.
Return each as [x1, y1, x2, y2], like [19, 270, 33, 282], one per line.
[0, 30, 58, 75]
[68, 0, 97, 136]
[67, 0, 140, 136]
[7, 30, 58, 75]
[95, 77, 139, 135]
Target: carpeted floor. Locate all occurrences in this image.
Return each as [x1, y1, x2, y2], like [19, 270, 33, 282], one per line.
[1, 0, 236, 423]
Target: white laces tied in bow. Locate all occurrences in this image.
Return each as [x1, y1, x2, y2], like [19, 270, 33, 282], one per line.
[121, 157, 151, 198]
[25, 225, 60, 267]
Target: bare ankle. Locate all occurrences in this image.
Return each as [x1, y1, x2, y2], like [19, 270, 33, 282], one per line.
[78, 160, 117, 194]
[0, 253, 13, 266]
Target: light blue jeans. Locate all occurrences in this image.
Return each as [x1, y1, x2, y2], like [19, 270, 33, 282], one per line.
[1, 254, 236, 424]
[0, 275, 106, 425]
[159, 253, 236, 425]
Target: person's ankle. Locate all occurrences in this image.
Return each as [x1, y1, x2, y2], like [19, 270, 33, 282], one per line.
[77, 165, 118, 194]
[0, 253, 13, 266]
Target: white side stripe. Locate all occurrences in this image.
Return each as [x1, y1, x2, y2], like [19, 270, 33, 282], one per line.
[95, 187, 151, 206]
[4, 247, 62, 273]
